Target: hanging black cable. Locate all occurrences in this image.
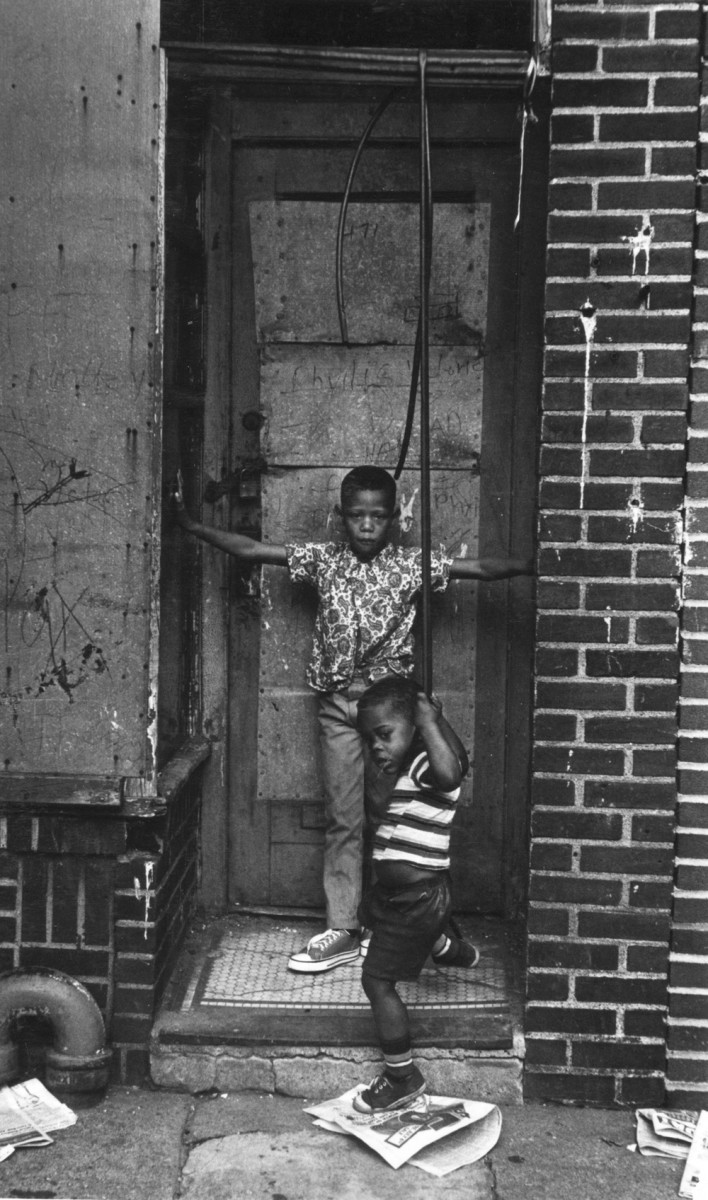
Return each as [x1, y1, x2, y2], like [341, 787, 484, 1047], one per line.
[418, 49, 433, 697]
[393, 192, 432, 482]
[336, 88, 401, 344]
[393, 316, 422, 481]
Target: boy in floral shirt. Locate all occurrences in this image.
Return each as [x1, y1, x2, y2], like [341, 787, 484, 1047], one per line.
[174, 465, 530, 971]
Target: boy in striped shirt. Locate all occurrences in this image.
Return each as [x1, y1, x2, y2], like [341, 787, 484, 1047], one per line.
[353, 675, 478, 1113]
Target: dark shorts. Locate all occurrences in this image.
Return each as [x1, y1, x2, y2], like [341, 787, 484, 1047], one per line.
[358, 872, 452, 982]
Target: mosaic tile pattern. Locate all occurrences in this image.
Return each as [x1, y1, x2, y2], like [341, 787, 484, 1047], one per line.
[186, 920, 508, 1012]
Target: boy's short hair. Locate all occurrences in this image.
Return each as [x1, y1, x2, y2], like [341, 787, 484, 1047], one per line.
[358, 674, 420, 723]
[340, 466, 396, 510]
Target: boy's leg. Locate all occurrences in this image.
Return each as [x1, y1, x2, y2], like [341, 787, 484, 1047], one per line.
[287, 688, 365, 973]
[431, 930, 480, 967]
[353, 975, 426, 1113]
[317, 688, 366, 930]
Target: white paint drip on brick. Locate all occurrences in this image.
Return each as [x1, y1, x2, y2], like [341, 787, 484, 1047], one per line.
[628, 481, 644, 533]
[622, 213, 655, 276]
[579, 300, 597, 510]
[133, 860, 155, 940]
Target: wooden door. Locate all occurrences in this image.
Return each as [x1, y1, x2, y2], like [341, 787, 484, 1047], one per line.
[224, 86, 538, 914]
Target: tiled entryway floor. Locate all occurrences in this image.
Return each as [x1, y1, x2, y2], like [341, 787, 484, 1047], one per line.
[158, 912, 522, 1050]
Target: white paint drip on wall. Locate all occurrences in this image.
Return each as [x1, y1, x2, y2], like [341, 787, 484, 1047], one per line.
[622, 213, 654, 276]
[399, 488, 419, 532]
[628, 481, 644, 533]
[133, 860, 155, 940]
[579, 299, 597, 511]
[604, 608, 612, 643]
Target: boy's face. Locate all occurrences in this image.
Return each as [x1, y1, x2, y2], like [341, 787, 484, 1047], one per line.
[358, 700, 415, 776]
[337, 488, 397, 561]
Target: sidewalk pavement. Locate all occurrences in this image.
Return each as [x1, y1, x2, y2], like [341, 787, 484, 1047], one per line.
[0, 1083, 686, 1200]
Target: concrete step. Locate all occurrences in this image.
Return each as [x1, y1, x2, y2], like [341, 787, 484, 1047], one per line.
[150, 911, 525, 1104]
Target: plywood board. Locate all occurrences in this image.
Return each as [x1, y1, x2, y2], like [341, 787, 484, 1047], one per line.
[250, 201, 490, 346]
[0, 2, 161, 776]
[260, 344, 482, 469]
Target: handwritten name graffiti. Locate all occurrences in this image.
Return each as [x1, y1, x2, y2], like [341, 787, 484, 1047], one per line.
[287, 351, 482, 396]
[3, 583, 109, 706]
[262, 346, 482, 471]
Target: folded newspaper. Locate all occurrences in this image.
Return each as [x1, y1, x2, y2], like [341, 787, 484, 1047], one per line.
[305, 1086, 501, 1173]
[0, 1078, 77, 1160]
[679, 1111, 708, 1200]
[633, 1109, 701, 1158]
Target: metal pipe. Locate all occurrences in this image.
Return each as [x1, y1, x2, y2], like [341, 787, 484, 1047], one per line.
[0, 968, 112, 1092]
[394, 313, 421, 481]
[418, 50, 433, 697]
[164, 42, 529, 88]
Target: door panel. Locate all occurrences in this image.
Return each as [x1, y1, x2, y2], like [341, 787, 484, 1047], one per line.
[227, 91, 523, 912]
[251, 199, 489, 346]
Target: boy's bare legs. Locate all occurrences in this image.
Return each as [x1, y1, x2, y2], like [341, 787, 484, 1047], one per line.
[362, 974, 408, 1045]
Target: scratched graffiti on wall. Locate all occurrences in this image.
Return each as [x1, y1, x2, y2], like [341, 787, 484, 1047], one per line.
[1, 0, 162, 776]
[0, 425, 135, 710]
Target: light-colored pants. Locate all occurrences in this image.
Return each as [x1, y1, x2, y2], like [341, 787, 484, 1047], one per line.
[317, 683, 391, 929]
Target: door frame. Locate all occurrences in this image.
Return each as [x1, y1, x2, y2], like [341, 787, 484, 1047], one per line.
[164, 51, 548, 916]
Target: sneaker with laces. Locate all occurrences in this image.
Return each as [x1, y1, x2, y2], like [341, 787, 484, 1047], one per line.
[287, 928, 360, 973]
[353, 1066, 427, 1113]
[359, 930, 372, 957]
[431, 935, 480, 968]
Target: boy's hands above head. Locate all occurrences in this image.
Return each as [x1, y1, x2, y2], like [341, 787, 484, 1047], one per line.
[414, 691, 442, 730]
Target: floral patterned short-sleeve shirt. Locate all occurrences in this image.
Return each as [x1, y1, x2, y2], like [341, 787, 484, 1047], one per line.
[285, 541, 452, 693]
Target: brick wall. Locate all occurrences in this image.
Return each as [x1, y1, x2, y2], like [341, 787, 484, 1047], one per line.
[668, 0, 708, 1110]
[525, 0, 699, 1104]
[0, 778, 200, 1084]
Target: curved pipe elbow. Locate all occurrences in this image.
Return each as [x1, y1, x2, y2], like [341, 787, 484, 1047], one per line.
[0, 968, 111, 1091]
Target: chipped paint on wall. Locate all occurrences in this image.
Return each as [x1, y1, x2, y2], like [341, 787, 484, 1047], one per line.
[399, 487, 419, 532]
[0, 1, 162, 777]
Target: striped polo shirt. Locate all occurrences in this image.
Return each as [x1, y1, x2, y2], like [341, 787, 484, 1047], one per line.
[372, 747, 460, 871]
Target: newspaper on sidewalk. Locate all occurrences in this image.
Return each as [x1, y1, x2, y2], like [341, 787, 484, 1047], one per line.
[0, 1078, 77, 1160]
[305, 1086, 501, 1173]
[631, 1109, 701, 1158]
[679, 1110, 708, 1200]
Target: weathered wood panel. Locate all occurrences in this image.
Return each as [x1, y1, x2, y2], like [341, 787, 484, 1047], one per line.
[0, 2, 162, 778]
[260, 345, 482, 469]
[232, 95, 520, 143]
[250, 201, 490, 346]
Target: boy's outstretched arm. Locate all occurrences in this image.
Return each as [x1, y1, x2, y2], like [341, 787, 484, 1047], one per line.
[415, 693, 469, 792]
[171, 473, 287, 567]
[449, 554, 534, 580]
